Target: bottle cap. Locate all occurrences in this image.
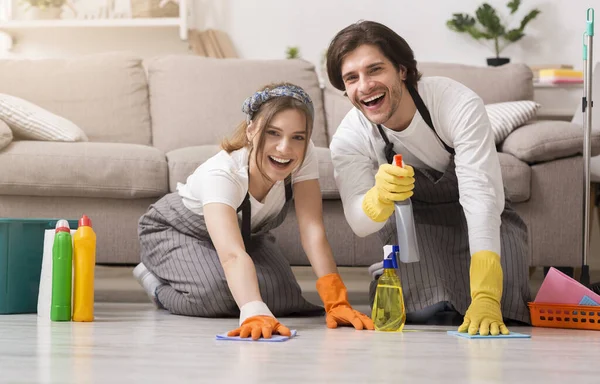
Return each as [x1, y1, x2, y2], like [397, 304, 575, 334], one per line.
[55, 219, 70, 233]
[383, 257, 395, 269]
[79, 214, 92, 228]
[392, 245, 399, 269]
[393, 154, 403, 167]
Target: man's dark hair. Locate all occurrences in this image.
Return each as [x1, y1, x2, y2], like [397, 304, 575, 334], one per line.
[326, 20, 422, 91]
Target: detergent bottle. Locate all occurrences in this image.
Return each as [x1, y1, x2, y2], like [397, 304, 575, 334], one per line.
[371, 245, 406, 332]
[51, 219, 73, 322]
[393, 154, 420, 263]
[72, 214, 96, 322]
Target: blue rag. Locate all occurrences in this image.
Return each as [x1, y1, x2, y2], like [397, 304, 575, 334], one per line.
[447, 331, 530, 339]
[216, 329, 297, 342]
[579, 295, 600, 306]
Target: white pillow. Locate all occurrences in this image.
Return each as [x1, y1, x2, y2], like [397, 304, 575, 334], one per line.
[0, 119, 12, 150]
[0, 93, 88, 142]
[485, 100, 540, 144]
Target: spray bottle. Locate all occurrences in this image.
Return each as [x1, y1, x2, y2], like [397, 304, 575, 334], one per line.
[371, 245, 406, 332]
[393, 154, 420, 263]
[51, 219, 72, 322]
[72, 214, 96, 322]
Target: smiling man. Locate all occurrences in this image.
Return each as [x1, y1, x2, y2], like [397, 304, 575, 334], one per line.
[326, 20, 532, 335]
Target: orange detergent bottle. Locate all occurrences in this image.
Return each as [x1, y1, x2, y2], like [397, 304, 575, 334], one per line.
[72, 214, 96, 322]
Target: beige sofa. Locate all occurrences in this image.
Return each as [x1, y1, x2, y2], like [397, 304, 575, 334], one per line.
[0, 52, 597, 269]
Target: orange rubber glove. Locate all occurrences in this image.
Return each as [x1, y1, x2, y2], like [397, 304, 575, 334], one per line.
[227, 315, 292, 340]
[316, 273, 374, 330]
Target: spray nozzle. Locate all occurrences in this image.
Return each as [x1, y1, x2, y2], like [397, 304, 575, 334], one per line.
[383, 245, 399, 269]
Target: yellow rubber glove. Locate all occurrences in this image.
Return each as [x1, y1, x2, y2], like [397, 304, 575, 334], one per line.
[316, 273, 374, 330]
[362, 163, 415, 222]
[227, 315, 292, 340]
[458, 250, 510, 336]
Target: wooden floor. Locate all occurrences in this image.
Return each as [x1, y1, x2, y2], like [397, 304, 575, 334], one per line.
[1, 303, 600, 384]
[1, 266, 600, 383]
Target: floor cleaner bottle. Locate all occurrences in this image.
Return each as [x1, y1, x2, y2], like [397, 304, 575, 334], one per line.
[50, 219, 73, 322]
[72, 214, 96, 322]
[393, 154, 420, 263]
[371, 245, 406, 332]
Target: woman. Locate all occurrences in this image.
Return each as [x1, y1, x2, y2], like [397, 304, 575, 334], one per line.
[134, 83, 373, 340]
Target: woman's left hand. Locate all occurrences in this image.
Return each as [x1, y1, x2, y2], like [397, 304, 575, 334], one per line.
[316, 273, 374, 330]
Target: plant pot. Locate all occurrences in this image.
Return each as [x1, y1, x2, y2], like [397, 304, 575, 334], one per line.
[487, 57, 510, 67]
[24, 6, 63, 20]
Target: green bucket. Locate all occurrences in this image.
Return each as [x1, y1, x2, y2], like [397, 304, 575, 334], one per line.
[0, 218, 78, 314]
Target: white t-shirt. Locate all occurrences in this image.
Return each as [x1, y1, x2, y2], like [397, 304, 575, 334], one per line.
[177, 140, 319, 230]
[330, 76, 504, 256]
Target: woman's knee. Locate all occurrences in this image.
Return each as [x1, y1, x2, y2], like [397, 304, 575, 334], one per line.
[157, 284, 237, 318]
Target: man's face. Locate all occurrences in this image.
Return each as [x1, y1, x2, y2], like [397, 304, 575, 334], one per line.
[340, 44, 406, 127]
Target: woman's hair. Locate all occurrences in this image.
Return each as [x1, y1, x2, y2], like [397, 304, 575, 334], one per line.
[326, 20, 422, 91]
[221, 82, 314, 183]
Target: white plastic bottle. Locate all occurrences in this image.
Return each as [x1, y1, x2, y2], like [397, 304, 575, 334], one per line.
[393, 154, 420, 263]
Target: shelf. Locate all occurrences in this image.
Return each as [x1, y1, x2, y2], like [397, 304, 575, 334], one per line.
[0, 17, 180, 29]
[533, 82, 584, 89]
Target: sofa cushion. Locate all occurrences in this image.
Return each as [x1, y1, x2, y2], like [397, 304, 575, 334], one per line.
[0, 119, 12, 150]
[485, 101, 540, 144]
[146, 56, 328, 153]
[0, 93, 88, 142]
[166, 145, 340, 199]
[418, 62, 534, 104]
[166, 145, 221, 192]
[0, 52, 151, 145]
[498, 152, 530, 203]
[500, 120, 600, 163]
[0, 141, 167, 198]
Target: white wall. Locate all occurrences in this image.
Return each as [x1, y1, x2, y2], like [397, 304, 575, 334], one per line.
[196, 0, 598, 72]
[2, 0, 598, 69]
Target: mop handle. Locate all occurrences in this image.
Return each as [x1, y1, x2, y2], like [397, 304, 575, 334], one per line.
[582, 8, 594, 272]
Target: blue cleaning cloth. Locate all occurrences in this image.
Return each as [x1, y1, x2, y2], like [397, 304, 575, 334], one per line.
[579, 295, 600, 306]
[447, 331, 530, 339]
[216, 329, 297, 342]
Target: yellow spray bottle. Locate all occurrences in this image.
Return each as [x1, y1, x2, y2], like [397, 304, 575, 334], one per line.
[372, 245, 406, 332]
[72, 215, 96, 322]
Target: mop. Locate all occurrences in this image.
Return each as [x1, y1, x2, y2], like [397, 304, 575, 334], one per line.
[580, 8, 600, 294]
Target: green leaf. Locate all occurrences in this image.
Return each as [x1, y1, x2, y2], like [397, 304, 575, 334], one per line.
[476, 3, 505, 37]
[504, 28, 525, 42]
[446, 13, 476, 32]
[507, 0, 520, 14]
[519, 9, 541, 30]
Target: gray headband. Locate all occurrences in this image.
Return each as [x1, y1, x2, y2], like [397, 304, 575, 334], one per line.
[242, 84, 314, 123]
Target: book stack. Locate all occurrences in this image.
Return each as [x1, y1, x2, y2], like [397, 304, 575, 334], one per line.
[538, 69, 584, 84]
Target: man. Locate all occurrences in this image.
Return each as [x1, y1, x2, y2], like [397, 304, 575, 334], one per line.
[326, 20, 531, 335]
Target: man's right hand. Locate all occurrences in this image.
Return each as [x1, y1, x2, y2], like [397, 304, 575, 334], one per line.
[227, 315, 292, 340]
[362, 163, 415, 222]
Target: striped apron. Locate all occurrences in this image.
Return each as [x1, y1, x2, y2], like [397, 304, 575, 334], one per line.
[138, 179, 323, 318]
[368, 84, 532, 324]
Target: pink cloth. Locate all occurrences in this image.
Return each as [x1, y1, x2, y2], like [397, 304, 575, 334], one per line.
[534, 267, 600, 304]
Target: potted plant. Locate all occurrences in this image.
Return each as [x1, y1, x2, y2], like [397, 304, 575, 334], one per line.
[446, 1, 541, 66]
[20, 0, 66, 20]
[285, 46, 300, 59]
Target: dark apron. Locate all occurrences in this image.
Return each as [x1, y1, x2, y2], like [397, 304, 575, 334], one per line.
[138, 174, 323, 318]
[369, 84, 531, 324]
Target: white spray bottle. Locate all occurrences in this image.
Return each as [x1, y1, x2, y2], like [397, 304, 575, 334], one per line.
[393, 154, 420, 263]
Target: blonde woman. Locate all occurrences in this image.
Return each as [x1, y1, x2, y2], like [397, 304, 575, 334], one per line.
[134, 83, 373, 340]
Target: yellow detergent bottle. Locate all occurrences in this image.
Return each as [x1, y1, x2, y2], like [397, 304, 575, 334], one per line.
[372, 245, 406, 332]
[72, 214, 96, 322]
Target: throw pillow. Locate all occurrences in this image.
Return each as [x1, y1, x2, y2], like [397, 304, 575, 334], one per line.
[0, 118, 12, 150]
[485, 100, 540, 144]
[0, 93, 88, 142]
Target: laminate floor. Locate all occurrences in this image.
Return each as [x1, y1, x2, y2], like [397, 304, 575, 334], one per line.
[1, 267, 599, 384]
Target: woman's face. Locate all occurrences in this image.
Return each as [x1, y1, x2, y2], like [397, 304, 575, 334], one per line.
[248, 108, 308, 183]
